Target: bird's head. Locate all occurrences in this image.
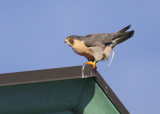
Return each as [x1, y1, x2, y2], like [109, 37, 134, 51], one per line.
[64, 35, 79, 47]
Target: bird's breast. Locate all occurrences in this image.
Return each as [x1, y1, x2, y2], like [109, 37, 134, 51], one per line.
[72, 39, 90, 54]
[72, 39, 94, 60]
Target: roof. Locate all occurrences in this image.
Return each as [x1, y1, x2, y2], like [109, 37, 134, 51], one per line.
[0, 65, 129, 114]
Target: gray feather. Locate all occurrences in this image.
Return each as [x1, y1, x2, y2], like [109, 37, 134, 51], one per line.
[81, 25, 134, 48]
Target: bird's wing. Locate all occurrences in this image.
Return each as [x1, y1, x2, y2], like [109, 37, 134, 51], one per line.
[83, 25, 134, 47]
[83, 33, 118, 47]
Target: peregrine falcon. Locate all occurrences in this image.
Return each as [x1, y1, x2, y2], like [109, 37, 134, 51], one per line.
[64, 25, 134, 68]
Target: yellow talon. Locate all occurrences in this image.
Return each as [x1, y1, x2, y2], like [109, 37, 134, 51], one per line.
[84, 61, 97, 68]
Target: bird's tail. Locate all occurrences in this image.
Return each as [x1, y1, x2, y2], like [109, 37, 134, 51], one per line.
[118, 25, 131, 33]
[117, 30, 134, 44]
[113, 25, 134, 45]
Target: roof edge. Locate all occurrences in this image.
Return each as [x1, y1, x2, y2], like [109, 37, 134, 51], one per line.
[0, 65, 96, 86]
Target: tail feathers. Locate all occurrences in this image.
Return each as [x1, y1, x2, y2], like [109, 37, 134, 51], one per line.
[116, 30, 134, 44]
[118, 25, 131, 33]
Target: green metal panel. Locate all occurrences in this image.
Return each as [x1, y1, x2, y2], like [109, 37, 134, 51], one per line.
[84, 83, 119, 114]
[0, 78, 120, 114]
[0, 79, 85, 114]
[74, 80, 120, 114]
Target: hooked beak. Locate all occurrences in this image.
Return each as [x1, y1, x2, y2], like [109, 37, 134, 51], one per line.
[64, 39, 68, 43]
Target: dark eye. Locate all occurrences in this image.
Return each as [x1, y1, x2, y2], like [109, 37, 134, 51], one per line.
[69, 38, 74, 44]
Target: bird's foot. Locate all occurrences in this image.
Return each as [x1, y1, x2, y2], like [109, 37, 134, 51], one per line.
[84, 61, 97, 69]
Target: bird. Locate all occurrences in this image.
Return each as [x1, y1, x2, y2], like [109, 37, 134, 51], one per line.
[64, 25, 134, 68]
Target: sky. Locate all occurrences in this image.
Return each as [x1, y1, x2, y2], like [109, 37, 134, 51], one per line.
[0, 0, 160, 113]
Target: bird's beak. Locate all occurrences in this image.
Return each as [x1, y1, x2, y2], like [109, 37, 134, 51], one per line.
[64, 39, 68, 43]
[64, 40, 66, 43]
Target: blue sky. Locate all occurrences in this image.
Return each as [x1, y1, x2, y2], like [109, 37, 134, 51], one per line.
[0, 0, 160, 113]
